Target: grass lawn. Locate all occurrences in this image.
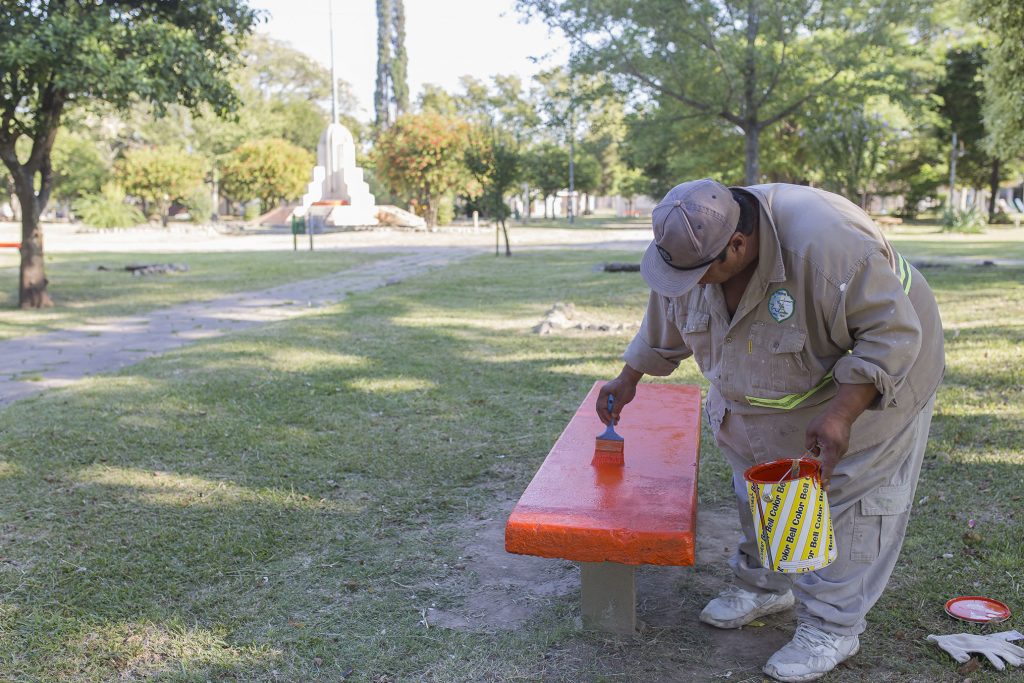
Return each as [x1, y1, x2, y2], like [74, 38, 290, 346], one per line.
[0, 244, 1021, 681]
[887, 224, 1024, 261]
[0, 251, 389, 341]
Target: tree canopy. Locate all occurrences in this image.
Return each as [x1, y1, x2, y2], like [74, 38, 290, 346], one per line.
[0, 0, 261, 307]
[517, 0, 929, 184]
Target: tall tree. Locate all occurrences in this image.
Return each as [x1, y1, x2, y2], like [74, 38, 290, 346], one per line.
[0, 1, 260, 307]
[518, 0, 926, 184]
[935, 44, 1002, 218]
[465, 126, 521, 255]
[374, 0, 409, 128]
[391, 0, 409, 116]
[970, 0, 1024, 160]
[374, 0, 393, 128]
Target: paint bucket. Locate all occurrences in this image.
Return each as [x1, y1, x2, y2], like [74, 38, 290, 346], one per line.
[744, 458, 836, 574]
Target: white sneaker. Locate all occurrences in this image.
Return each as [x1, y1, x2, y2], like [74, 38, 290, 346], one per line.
[698, 585, 795, 629]
[763, 622, 860, 682]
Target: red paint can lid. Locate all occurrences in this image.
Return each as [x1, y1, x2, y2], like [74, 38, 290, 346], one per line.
[944, 596, 1011, 623]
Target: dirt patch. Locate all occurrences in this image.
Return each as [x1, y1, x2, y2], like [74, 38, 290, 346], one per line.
[432, 501, 811, 681]
[425, 507, 578, 631]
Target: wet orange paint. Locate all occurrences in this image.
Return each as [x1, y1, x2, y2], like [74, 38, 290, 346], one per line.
[505, 382, 702, 566]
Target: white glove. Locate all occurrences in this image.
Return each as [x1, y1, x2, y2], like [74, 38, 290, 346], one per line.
[927, 630, 1024, 671]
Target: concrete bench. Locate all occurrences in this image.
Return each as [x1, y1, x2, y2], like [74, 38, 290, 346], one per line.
[505, 381, 701, 634]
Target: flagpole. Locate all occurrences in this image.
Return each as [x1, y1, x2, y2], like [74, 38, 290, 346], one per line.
[329, 0, 338, 125]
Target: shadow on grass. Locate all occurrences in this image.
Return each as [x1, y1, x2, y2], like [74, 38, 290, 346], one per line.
[0, 251, 1019, 682]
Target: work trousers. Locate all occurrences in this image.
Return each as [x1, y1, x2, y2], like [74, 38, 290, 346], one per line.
[715, 395, 936, 636]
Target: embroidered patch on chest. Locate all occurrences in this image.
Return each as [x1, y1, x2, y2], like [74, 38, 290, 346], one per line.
[768, 288, 795, 322]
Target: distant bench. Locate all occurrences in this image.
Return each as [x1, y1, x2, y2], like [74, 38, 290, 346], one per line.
[505, 382, 702, 634]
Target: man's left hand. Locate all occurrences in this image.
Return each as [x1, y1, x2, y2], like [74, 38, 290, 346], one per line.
[804, 382, 880, 490]
[804, 410, 853, 490]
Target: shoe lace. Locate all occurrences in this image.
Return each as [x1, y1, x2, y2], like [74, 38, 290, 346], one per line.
[792, 623, 836, 652]
[719, 584, 753, 599]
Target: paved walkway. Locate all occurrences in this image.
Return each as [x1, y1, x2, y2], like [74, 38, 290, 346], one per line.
[3, 218, 1021, 409]
[0, 248, 474, 407]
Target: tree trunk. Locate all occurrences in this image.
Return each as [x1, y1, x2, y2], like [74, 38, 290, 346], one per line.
[988, 157, 1001, 223]
[426, 196, 438, 229]
[742, 1, 761, 186]
[744, 126, 760, 185]
[500, 217, 511, 256]
[543, 195, 549, 219]
[16, 187, 52, 308]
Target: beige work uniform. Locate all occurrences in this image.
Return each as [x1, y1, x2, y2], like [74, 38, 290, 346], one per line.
[623, 184, 945, 636]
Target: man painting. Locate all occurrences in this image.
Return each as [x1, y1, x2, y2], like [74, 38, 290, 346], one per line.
[599, 179, 944, 682]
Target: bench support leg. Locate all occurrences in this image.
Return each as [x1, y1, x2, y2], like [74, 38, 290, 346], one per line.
[580, 561, 635, 634]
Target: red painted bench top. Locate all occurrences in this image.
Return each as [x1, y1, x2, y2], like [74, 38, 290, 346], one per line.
[505, 381, 702, 566]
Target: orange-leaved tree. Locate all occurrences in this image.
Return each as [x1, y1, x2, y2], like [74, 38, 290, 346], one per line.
[372, 112, 470, 228]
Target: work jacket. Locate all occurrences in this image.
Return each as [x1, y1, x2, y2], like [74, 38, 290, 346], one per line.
[623, 183, 945, 461]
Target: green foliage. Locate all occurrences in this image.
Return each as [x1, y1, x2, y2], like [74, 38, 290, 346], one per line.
[572, 152, 601, 197]
[372, 112, 471, 228]
[519, 0, 932, 183]
[374, 0, 408, 127]
[0, 0, 260, 306]
[116, 146, 206, 224]
[941, 206, 987, 233]
[936, 45, 994, 189]
[969, 0, 1024, 158]
[623, 104, 743, 197]
[465, 126, 522, 252]
[524, 143, 568, 212]
[242, 201, 262, 221]
[50, 132, 111, 202]
[804, 105, 896, 205]
[219, 138, 313, 208]
[436, 195, 455, 227]
[182, 185, 214, 224]
[73, 184, 145, 229]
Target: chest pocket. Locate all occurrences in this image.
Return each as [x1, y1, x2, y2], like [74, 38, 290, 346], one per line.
[751, 326, 811, 393]
[678, 310, 713, 372]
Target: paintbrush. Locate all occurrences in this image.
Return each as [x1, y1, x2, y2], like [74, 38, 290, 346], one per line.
[593, 394, 625, 466]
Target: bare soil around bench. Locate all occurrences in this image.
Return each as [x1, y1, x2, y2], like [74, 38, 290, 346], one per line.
[429, 502, 796, 682]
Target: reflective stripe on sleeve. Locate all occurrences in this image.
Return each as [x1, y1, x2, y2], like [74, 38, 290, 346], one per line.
[897, 252, 912, 294]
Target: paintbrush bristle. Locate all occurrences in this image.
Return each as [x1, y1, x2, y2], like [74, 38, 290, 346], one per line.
[593, 436, 625, 466]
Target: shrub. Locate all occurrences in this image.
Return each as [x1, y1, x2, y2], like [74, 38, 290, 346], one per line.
[243, 200, 262, 221]
[74, 186, 146, 229]
[182, 186, 213, 224]
[941, 207, 986, 233]
[436, 195, 455, 226]
[116, 146, 206, 225]
[220, 138, 313, 208]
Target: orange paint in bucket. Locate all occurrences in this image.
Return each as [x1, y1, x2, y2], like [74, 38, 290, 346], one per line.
[745, 458, 836, 574]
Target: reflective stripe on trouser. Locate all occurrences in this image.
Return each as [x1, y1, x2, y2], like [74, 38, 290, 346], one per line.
[715, 394, 936, 636]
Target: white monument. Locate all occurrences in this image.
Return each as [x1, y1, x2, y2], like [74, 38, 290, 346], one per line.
[293, 0, 377, 229]
[294, 123, 378, 228]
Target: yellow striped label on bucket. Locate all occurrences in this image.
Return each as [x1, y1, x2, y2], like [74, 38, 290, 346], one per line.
[746, 467, 836, 574]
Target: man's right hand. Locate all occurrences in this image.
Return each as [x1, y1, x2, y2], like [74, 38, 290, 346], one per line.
[596, 364, 644, 425]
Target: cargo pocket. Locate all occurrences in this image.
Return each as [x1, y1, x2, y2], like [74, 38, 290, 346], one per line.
[850, 483, 913, 563]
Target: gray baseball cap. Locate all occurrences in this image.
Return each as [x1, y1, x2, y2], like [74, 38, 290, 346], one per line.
[640, 178, 741, 297]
